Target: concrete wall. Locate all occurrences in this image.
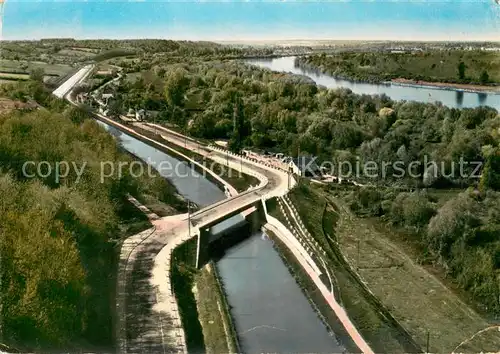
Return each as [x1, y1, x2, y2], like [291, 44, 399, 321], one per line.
[194, 200, 266, 269]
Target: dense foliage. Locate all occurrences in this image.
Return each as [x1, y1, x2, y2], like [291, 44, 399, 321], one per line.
[340, 186, 500, 314]
[111, 59, 500, 188]
[106, 55, 500, 315]
[297, 50, 500, 85]
[0, 83, 185, 350]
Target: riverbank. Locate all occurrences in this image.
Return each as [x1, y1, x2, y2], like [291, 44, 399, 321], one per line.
[195, 262, 240, 354]
[296, 50, 500, 95]
[321, 184, 500, 353]
[267, 190, 418, 353]
[390, 78, 500, 94]
[262, 227, 357, 354]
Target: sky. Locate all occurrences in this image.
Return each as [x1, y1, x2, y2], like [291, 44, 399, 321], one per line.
[1, 0, 499, 41]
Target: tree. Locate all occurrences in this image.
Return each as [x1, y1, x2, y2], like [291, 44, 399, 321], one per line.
[228, 93, 245, 153]
[479, 150, 500, 192]
[107, 98, 123, 119]
[480, 70, 489, 85]
[458, 61, 466, 80]
[30, 68, 45, 83]
[164, 68, 189, 107]
[426, 193, 478, 259]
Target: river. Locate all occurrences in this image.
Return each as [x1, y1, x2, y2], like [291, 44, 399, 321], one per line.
[246, 56, 500, 110]
[99, 122, 344, 353]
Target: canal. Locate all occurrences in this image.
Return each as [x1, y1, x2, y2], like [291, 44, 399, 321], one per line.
[99, 122, 344, 353]
[246, 56, 500, 110]
[92, 54, 500, 353]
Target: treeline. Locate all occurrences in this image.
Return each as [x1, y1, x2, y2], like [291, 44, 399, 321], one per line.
[297, 50, 499, 85]
[0, 82, 185, 351]
[340, 186, 500, 314]
[109, 59, 500, 189]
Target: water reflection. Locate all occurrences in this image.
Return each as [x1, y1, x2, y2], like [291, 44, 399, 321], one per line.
[96, 119, 342, 353]
[478, 92, 488, 105]
[456, 91, 464, 107]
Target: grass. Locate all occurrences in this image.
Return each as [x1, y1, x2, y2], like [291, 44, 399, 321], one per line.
[194, 262, 239, 354]
[0, 60, 73, 77]
[286, 182, 416, 353]
[0, 79, 19, 85]
[71, 47, 100, 54]
[57, 49, 96, 58]
[125, 72, 142, 84]
[171, 238, 206, 353]
[117, 196, 152, 237]
[321, 185, 500, 353]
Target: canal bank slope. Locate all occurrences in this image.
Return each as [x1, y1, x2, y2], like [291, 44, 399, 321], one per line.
[60, 68, 372, 354]
[263, 215, 373, 354]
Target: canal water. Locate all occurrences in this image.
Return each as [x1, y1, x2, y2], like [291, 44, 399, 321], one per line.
[99, 122, 344, 353]
[94, 55, 500, 353]
[246, 56, 500, 110]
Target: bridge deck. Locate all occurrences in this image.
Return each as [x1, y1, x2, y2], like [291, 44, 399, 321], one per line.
[191, 190, 264, 229]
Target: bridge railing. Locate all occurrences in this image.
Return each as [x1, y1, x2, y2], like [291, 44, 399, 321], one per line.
[207, 144, 290, 174]
[191, 188, 263, 219]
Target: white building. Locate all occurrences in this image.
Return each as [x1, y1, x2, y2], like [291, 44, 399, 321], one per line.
[135, 109, 147, 121]
[101, 93, 114, 106]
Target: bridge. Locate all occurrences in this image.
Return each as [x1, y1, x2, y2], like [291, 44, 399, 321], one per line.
[53, 66, 372, 354]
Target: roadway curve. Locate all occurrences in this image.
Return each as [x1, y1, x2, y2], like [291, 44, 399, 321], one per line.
[55, 67, 372, 354]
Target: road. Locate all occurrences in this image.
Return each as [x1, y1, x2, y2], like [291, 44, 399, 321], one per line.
[59, 69, 291, 352]
[53, 64, 94, 99]
[54, 66, 372, 354]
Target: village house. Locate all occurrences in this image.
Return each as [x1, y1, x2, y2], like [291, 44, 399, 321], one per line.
[101, 93, 114, 106]
[135, 109, 147, 121]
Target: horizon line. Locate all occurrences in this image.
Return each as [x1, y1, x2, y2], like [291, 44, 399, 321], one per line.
[2, 37, 500, 43]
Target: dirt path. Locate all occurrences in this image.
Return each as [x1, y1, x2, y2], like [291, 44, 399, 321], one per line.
[331, 197, 500, 353]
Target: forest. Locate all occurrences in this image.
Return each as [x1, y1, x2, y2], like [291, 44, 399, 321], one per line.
[296, 50, 500, 85]
[339, 185, 500, 314]
[100, 54, 500, 314]
[106, 59, 500, 189]
[0, 80, 186, 351]
[2, 39, 500, 349]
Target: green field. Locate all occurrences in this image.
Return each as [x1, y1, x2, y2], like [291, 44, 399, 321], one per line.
[0, 60, 74, 77]
[58, 48, 96, 58]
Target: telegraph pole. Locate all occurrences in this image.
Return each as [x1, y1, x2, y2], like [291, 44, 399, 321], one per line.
[288, 167, 291, 190]
[187, 200, 191, 238]
[357, 239, 361, 270]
